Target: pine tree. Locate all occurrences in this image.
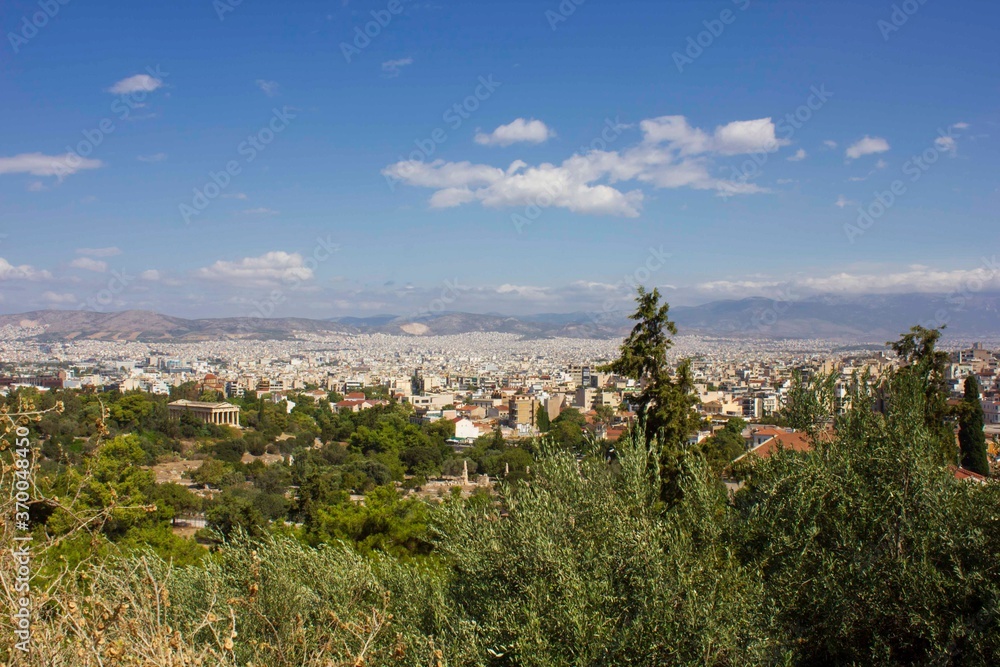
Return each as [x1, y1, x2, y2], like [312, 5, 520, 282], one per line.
[600, 286, 701, 446]
[889, 325, 954, 462]
[959, 375, 989, 475]
[600, 287, 702, 504]
[535, 404, 550, 432]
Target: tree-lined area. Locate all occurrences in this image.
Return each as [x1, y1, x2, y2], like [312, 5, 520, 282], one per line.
[1, 290, 997, 665]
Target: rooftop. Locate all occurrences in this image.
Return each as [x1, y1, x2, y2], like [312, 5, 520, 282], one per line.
[168, 399, 238, 409]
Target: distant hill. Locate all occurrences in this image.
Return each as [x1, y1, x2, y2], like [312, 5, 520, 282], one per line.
[1, 293, 998, 342]
[0, 310, 353, 342]
[670, 293, 1000, 340]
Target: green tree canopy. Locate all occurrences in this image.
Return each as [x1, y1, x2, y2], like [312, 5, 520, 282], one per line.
[959, 375, 989, 475]
[599, 286, 701, 447]
[889, 325, 954, 461]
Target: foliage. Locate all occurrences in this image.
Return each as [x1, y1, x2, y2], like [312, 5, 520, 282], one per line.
[734, 370, 1000, 664]
[599, 287, 703, 504]
[535, 404, 550, 432]
[599, 287, 702, 448]
[303, 485, 434, 557]
[889, 325, 956, 462]
[548, 407, 586, 452]
[695, 416, 747, 474]
[959, 375, 990, 475]
[783, 368, 838, 434]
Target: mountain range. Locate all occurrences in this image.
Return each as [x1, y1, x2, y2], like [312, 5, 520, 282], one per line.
[1, 293, 998, 342]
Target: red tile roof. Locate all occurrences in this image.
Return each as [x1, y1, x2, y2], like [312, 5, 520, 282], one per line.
[949, 466, 988, 483]
[738, 430, 814, 461]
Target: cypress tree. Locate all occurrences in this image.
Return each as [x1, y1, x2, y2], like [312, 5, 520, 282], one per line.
[535, 404, 550, 432]
[959, 375, 989, 475]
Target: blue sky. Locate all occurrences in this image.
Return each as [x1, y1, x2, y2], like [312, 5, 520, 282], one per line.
[1, 0, 997, 318]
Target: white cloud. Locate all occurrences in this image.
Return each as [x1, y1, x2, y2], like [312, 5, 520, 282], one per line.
[27, 181, 45, 192]
[76, 247, 121, 257]
[835, 195, 856, 208]
[0, 258, 51, 281]
[385, 160, 503, 189]
[696, 265, 1000, 299]
[697, 279, 782, 293]
[495, 284, 552, 300]
[195, 251, 314, 286]
[845, 135, 890, 160]
[475, 118, 554, 146]
[241, 207, 279, 215]
[42, 291, 76, 304]
[137, 152, 167, 162]
[875, 159, 888, 169]
[108, 74, 163, 95]
[952, 122, 970, 130]
[140, 269, 161, 281]
[256, 79, 280, 97]
[787, 148, 807, 162]
[639, 116, 789, 155]
[70, 257, 108, 272]
[0, 152, 103, 178]
[384, 114, 781, 217]
[381, 57, 413, 77]
[386, 156, 645, 216]
[222, 192, 248, 200]
[823, 140, 838, 149]
[710, 118, 790, 155]
[428, 187, 477, 208]
[800, 267, 999, 294]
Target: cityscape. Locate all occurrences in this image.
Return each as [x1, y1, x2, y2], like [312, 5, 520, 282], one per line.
[3, 324, 1000, 442]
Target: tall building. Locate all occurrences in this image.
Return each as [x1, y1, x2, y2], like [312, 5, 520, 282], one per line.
[509, 395, 538, 428]
[569, 364, 592, 388]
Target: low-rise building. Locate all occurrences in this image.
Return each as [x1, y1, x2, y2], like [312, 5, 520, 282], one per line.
[168, 400, 241, 427]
